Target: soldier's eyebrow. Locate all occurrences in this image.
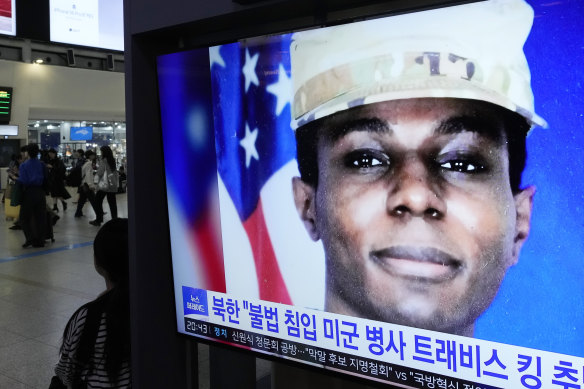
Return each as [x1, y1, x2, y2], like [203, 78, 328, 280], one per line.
[436, 115, 503, 143]
[324, 117, 392, 143]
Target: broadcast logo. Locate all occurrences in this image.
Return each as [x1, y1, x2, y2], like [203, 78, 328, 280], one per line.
[182, 287, 209, 316]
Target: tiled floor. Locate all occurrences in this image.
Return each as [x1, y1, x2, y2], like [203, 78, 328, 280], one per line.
[0, 191, 122, 388]
[0, 191, 273, 388]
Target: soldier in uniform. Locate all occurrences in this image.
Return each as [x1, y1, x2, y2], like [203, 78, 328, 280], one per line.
[291, 0, 544, 336]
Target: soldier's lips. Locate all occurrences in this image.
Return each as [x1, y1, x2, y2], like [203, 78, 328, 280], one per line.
[370, 246, 463, 282]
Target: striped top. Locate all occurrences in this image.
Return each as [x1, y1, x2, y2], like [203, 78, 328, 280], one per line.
[55, 305, 131, 388]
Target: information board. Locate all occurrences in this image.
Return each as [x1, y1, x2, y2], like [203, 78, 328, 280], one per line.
[49, 0, 123, 51]
[0, 87, 13, 124]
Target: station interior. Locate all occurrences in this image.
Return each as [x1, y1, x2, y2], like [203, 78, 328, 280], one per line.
[2, 0, 580, 389]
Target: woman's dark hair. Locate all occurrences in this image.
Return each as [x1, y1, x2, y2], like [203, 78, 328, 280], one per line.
[60, 218, 130, 383]
[94, 218, 129, 284]
[76, 149, 85, 157]
[100, 145, 116, 171]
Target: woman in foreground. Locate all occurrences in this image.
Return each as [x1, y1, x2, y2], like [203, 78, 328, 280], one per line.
[50, 218, 131, 388]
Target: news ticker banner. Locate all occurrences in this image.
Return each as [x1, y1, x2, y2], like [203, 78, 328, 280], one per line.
[181, 287, 584, 389]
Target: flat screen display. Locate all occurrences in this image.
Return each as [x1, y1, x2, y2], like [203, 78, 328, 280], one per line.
[0, 125, 17, 136]
[0, 139, 20, 166]
[157, 1, 584, 387]
[0, 0, 15, 36]
[0, 87, 12, 124]
[49, 0, 123, 51]
[70, 126, 93, 141]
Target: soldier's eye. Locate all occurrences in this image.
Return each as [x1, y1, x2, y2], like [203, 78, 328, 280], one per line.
[344, 149, 390, 169]
[440, 160, 484, 173]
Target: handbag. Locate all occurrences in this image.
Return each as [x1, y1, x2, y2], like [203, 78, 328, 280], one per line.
[107, 170, 119, 192]
[98, 173, 109, 191]
[49, 375, 67, 389]
[10, 180, 23, 207]
[4, 181, 13, 199]
[98, 168, 119, 192]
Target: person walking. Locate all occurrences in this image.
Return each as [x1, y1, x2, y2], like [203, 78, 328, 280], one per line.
[68, 149, 86, 205]
[75, 150, 97, 218]
[89, 146, 119, 227]
[18, 144, 48, 248]
[5, 153, 23, 230]
[46, 149, 71, 212]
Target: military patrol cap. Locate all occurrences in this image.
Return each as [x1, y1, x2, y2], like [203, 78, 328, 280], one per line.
[290, 0, 546, 130]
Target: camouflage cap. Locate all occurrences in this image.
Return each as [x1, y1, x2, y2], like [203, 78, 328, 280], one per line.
[290, 0, 546, 129]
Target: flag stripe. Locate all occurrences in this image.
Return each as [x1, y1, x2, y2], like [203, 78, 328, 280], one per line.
[242, 198, 292, 304]
[193, 205, 227, 292]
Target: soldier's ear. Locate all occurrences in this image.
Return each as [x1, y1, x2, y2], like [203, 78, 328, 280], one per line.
[292, 177, 320, 241]
[511, 185, 535, 265]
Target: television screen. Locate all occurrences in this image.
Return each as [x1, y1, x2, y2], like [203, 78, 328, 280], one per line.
[0, 0, 16, 36]
[0, 125, 17, 136]
[0, 139, 19, 166]
[0, 87, 13, 124]
[49, 0, 123, 51]
[157, 1, 584, 387]
[70, 126, 93, 141]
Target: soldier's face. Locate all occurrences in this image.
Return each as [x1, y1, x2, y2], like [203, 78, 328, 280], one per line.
[293, 98, 534, 336]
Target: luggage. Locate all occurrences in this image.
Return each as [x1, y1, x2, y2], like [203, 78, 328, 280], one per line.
[5, 201, 20, 220]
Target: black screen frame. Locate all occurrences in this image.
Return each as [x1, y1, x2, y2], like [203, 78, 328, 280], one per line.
[127, 1, 487, 388]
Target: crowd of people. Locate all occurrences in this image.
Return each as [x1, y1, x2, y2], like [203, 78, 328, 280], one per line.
[4, 146, 132, 386]
[3, 144, 127, 248]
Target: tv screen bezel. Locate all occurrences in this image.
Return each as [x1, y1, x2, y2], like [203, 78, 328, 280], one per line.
[149, 0, 584, 387]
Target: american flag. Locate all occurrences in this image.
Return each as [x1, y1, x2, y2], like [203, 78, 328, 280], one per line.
[158, 48, 227, 295]
[211, 35, 298, 305]
[158, 34, 325, 309]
